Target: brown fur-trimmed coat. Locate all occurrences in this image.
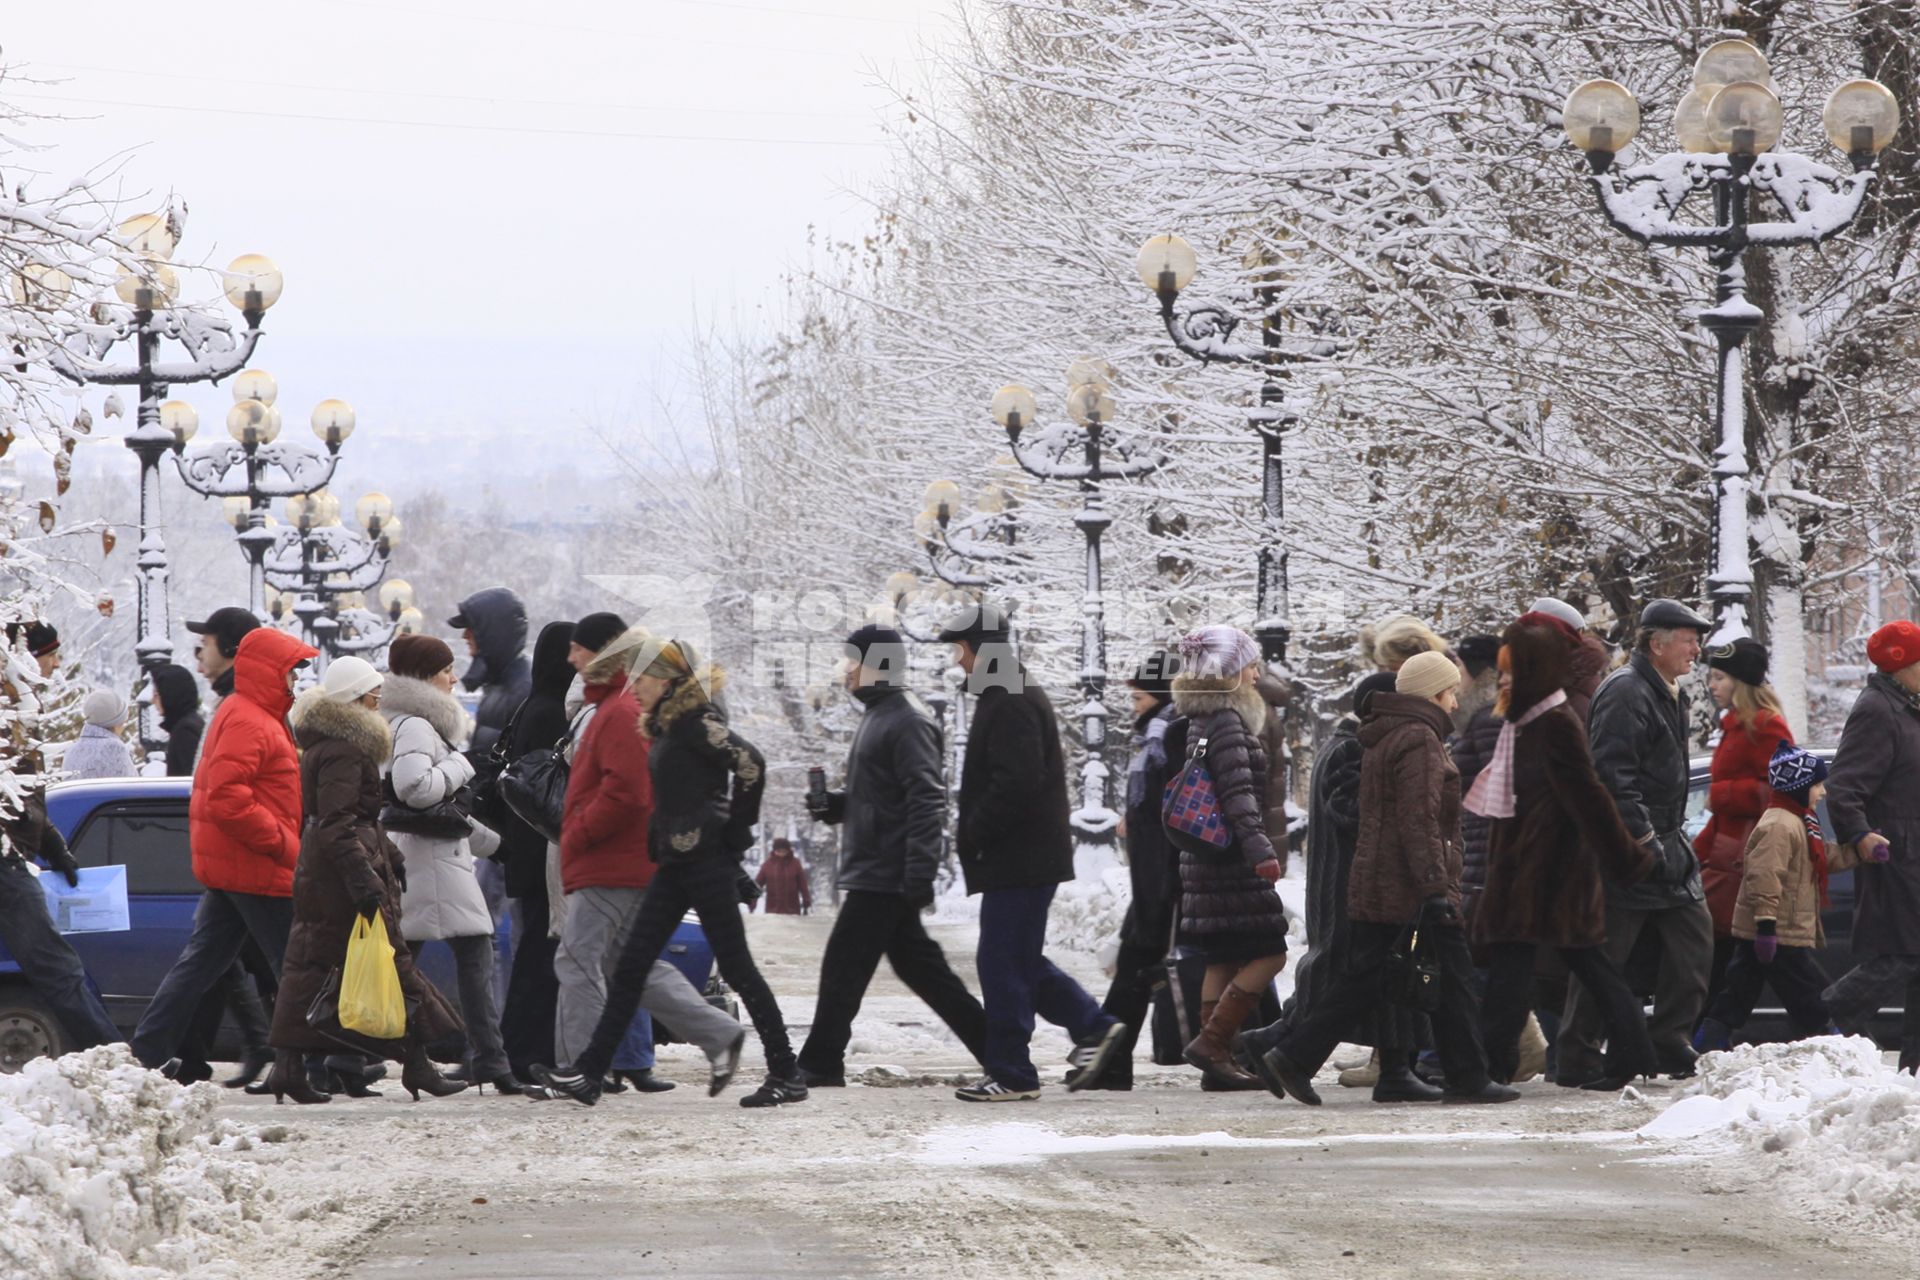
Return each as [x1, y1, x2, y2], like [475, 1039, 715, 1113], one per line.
[1349, 692, 1462, 924]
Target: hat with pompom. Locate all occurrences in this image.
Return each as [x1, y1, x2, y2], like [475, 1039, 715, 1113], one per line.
[1767, 741, 1829, 797]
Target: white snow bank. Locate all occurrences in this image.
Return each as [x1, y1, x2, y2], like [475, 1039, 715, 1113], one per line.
[1639, 1036, 1920, 1217]
[0, 1046, 270, 1280]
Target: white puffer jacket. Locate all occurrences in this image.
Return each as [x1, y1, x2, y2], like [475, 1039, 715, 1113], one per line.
[381, 675, 493, 941]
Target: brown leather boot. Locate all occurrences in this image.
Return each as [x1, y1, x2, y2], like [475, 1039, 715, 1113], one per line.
[1184, 985, 1262, 1088]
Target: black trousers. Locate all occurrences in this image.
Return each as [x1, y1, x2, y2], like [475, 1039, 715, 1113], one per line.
[1482, 941, 1653, 1083]
[1276, 920, 1489, 1092]
[797, 889, 986, 1076]
[1095, 902, 1174, 1079]
[180, 947, 274, 1069]
[501, 882, 560, 1077]
[574, 857, 793, 1081]
[1707, 940, 1833, 1033]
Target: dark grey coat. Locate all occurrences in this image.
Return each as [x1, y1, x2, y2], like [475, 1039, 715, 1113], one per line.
[1167, 689, 1286, 954]
[954, 668, 1074, 895]
[1588, 651, 1703, 910]
[1825, 674, 1920, 960]
[819, 685, 946, 896]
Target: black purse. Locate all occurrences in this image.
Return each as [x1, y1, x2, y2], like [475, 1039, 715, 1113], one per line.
[1384, 915, 1442, 1012]
[499, 746, 569, 843]
[377, 745, 475, 841]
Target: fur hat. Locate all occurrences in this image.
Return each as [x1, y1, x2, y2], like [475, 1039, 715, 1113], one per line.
[386, 633, 456, 682]
[1395, 650, 1460, 699]
[1706, 636, 1768, 688]
[82, 688, 127, 728]
[1370, 615, 1446, 672]
[1176, 626, 1259, 682]
[1455, 634, 1501, 677]
[319, 656, 383, 703]
[1868, 621, 1920, 675]
[1768, 741, 1829, 798]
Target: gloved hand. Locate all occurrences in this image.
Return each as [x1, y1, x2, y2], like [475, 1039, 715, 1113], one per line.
[804, 788, 834, 819]
[354, 893, 382, 920]
[1752, 919, 1778, 965]
[1421, 894, 1462, 929]
[39, 827, 80, 889]
[394, 859, 408, 894]
[904, 882, 935, 912]
[1863, 831, 1894, 863]
[1254, 859, 1282, 884]
[735, 866, 762, 907]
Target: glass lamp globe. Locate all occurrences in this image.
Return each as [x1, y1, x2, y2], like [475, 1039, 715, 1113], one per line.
[922, 479, 961, 519]
[113, 260, 179, 308]
[221, 495, 250, 530]
[226, 399, 282, 445]
[1694, 40, 1770, 92]
[311, 399, 356, 446]
[1562, 79, 1641, 153]
[1824, 79, 1900, 156]
[396, 607, 425, 635]
[378, 579, 415, 613]
[159, 400, 199, 444]
[1066, 381, 1117, 428]
[223, 254, 284, 311]
[1706, 81, 1785, 155]
[118, 213, 177, 260]
[990, 384, 1037, 431]
[1674, 87, 1717, 153]
[1065, 356, 1117, 390]
[1135, 234, 1197, 293]
[884, 570, 919, 603]
[355, 491, 394, 532]
[233, 369, 278, 406]
[377, 515, 402, 548]
[11, 263, 74, 306]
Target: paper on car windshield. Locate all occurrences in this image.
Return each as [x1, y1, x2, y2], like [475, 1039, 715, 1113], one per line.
[38, 866, 131, 934]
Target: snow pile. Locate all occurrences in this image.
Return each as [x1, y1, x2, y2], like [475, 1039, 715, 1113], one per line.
[0, 1046, 269, 1280]
[1639, 1037, 1920, 1218]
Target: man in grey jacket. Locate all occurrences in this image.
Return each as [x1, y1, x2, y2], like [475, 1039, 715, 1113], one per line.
[1558, 599, 1715, 1087]
[795, 625, 987, 1088]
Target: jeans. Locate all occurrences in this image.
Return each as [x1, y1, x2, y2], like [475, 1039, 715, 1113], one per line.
[1275, 920, 1490, 1093]
[1559, 898, 1713, 1081]
[132, 889, 292, 1068]
[411, 935, 510, 1078]
[0, 860, 119, 1048]
[500, 888, 560, 1076]
[1821, 954, 1920, 1036]
[797, 889, 986, 1078]
[1708, 940, 1833, 1033]
[473, 856, 509, 1015]
[977, 884, 1111, 1091]
[573, 857, 790, 1082]
[1482, 941, 1653, 1083]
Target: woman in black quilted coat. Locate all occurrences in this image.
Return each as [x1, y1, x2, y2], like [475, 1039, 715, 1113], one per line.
[1166, 626, 1289, 1088]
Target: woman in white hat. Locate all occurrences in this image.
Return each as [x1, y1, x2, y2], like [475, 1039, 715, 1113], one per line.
[63, 688, 136, 779]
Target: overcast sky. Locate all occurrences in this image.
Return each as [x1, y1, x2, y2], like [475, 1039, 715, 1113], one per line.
[5, 0, 952, 503]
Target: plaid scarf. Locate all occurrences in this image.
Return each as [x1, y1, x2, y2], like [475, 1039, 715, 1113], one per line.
[1767, 794, 1830, 908]
[1463, 690, 1567, 819]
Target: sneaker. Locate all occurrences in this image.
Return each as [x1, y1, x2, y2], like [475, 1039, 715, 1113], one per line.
[955, 1077, 1042, 1103]
[528, 1064, 602, 1108]
[709, 1030, 746, 1098]
[739, 1075, 810, 1108]
[1065, 1021, 1128, 1093]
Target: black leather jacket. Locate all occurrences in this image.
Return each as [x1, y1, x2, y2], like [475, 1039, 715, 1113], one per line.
[1588, 650, 1703, 909]
[819, 685, 945, 895]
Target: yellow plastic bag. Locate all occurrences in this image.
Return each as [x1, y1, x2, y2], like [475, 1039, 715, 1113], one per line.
[338, 911, 406, 1040]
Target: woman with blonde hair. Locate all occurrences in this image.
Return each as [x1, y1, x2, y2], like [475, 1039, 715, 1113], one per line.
[1367, 615, 1448, 674]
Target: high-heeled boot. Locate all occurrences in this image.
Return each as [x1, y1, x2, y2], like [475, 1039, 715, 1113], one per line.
[401, 1042, 469, 1101]
[265, 1050, 330, 1105]
[1183, 985, 1262, 1088]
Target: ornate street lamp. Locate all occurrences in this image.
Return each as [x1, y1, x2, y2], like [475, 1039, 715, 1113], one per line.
[991, 368, 1164, 849]
[914, 478, 1022, 589]
[264, 488, 403, 666]
[1563, 42, 1899, 640]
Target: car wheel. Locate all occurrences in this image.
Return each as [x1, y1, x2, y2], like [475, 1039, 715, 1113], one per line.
[0, 990, 69, 1073]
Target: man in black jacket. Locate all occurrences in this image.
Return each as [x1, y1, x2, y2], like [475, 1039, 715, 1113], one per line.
[796, 625, 987, 1087]
[1559, 598, 1715, 1087]
[942, 603, 1124, 1101]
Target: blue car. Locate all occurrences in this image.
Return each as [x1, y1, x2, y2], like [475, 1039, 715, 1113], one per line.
[0, 776, 726, 1069]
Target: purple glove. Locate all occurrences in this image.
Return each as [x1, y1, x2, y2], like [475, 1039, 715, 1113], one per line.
[1752, 920, 1778, 965]
[1867, 832, 1894, 863]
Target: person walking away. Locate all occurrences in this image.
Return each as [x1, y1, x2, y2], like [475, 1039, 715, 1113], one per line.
[149, 663, 205, 778]
[1558, 600, 1717, 1086]
[754, 839, 812, 915]
[380, 634, 516, 1094]
[1471, 613, 1658, 1089]
[1253, 651, 1516, 1106]
[131, 627, 316, 1074]
[1164, 627, 1291, 1090]
[264, 658, 466, 1103]
[450, 586, 531, 995]
[1691, 638, 1792, 1047]
[1819, 620, 1920, 1072]
[796, 625, 986, 1088]
[936, 602, 1124, 1102]
[63, 689, 135, 779]
[532, 637, 780, 1106]
[1698, 744, 1858, 1047]
[1081, 652, 1183, 1091]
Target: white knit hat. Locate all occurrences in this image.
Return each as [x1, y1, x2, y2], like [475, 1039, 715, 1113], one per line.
[82, 688, 128, 728]
[319, 656, 383, 702]
[1396, 650, 1461, 699]
[1529, 597, 1587, 633]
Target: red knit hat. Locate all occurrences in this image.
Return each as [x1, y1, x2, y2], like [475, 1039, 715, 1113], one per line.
[1868, 621, 1920, 674]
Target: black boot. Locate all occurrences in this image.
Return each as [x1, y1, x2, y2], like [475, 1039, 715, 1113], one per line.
[1372, 1055, 1445, 1103]
[220, 1049, 272, 1090]
[402, 1042, 468, 1101]
[265, 1051, 329, 1105]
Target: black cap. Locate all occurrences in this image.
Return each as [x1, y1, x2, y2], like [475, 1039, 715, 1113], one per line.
[936, 599, 1012, 647]
[1455, 635, 1501, 677]
[1639, 599, 1712, 634]
[1706, 636, 1769, 687]
[844, 624, 906, 662]
[573, 612, 628, 654]
[1128, 650, 1180, 699]
[185, 607, 260, 656]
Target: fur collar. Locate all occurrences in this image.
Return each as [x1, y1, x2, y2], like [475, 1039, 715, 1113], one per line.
[646, 666, 730, 739]
[1171, 678, 1268, 736]
[291, 689, 394, 763]
[379, 674, 470, 748]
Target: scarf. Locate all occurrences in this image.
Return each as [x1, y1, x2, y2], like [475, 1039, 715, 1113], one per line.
[1871, 671, 1920, 716]
[1463, 689, 1568, 819]
[1126, 707, 1171, 811]
[1766, 794, 1831, 908]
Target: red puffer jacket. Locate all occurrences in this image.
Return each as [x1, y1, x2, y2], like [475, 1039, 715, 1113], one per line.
[559, 673, 654, 893]
[189, 628, 317, 896]
[1693, 709, 1793, 935]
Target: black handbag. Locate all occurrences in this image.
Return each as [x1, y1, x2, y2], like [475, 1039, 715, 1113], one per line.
[378, 772, 474, 840]
[1384, 916, 1443, 1012]
[498, 746, 569, 843]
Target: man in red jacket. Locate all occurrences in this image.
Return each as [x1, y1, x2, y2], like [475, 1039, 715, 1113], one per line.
[133, 627, 316, 1071]
[552, 619, 745, 1095]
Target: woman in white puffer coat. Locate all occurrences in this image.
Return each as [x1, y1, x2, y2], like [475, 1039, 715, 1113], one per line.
[380, 634, 516, 1094]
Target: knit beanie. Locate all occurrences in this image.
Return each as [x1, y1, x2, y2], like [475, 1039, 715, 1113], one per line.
[1175, 626, 1260, 682]
[1396, 650, 1461, 699]
[573, 611, 629, 654]
[386, 633, 456, 681]
[319, 656, 383, 702]
[1868, 621, 1920, 675]
[1768, 741, 1829, 804]
[1706, 636, 1769, 688]
[82, 688, 127, 728]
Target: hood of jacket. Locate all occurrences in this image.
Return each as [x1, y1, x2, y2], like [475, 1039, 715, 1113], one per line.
[455, 587, 529, 691]
[378, 674, 470, 747]
[151, 664, 202, 727]
[1171, 677, 1268, 735]
[290, 689, 393, 763]
[1569, 633, 1613, 698]
[530, 620, 577, 699]
[1359, 691, 1453, 746]
[232, 628, 317, 722]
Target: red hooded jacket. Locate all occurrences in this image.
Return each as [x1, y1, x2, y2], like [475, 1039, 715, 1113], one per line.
[559, 673, 654, 893]
[1694, 708, 1793, 934]
[189, 628, 317, 896]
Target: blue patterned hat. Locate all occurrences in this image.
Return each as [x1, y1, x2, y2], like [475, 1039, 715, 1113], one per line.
[1768, 741, 1829, 795]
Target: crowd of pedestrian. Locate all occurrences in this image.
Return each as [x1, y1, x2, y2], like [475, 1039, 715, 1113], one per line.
[2, 580, 1918, 1112]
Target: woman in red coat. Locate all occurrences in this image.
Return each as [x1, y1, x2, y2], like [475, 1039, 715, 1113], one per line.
[754, 839, 812, 915]
[1693, 637, 1792, 1039]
